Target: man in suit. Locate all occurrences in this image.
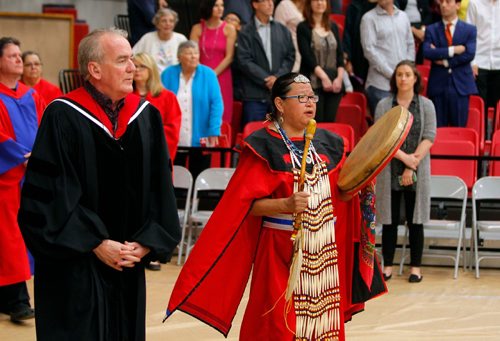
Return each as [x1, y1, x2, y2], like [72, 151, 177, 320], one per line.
[235, 0, 295, 126]
[423, 0, 477, 127]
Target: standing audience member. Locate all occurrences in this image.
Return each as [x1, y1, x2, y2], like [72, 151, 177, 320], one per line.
[466, 0, 500, 118]
[297, 0, 344, 122]
[423, 0, 477, 127]
[398, 0, 434, 64]
[375, 60, 436, 283]
[191, 0, 237, 124]
[236, 0, 295, 126]
[133, 8, 187, 74]
[224, 0, 254, 25]
[274, 0, 305, 72]
[0, 37, 44, 324]
[161, 40, 223, 178]
[224, 11, 242, 31]
[343, 0, 377, 85]
[133, 52, 181, 162]
[127, 0, 168, 46]
[133, 52, 181, 272]
[21, 51, 62, 104]
[18, 28, 181, 340]
[361, 0, 415, 115]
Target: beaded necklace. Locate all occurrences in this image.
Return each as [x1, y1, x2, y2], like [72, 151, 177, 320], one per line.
[273, 120, 319, 168]
[200, 20, 222, 60]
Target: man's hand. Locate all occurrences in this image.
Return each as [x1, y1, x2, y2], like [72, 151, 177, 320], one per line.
[93, 239, 134, 271]
[454, 45, 466, 55]
[472, 64, 479, 78]
[117, 241, 151, 268]
[23, 152, 31, 167]
[264, 75, 277, 90]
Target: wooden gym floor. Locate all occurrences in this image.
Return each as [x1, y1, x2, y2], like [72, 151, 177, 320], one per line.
[2, 258, 500, 340]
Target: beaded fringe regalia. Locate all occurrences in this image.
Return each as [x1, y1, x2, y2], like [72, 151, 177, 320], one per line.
[275, 123, 341, 340]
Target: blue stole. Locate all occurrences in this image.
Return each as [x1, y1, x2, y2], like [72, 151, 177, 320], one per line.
[0, 88, 38, 174]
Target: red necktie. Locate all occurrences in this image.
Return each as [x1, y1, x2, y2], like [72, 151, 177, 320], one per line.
[445, 22, 453, 46]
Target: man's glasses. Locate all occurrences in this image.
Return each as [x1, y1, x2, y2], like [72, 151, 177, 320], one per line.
[281, 94, 319, 103]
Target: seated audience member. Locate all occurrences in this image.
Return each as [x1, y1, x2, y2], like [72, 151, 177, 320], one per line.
[375, 60, 436, 283]
[127, 0, 168, 46]
[274, 0, 305, 72]
[133, 8, 187, 74]
[161, 40, 223, 178]
[223, 0, 253, 25]
[236, 0, 295, 126]
[423, 0, 477, 127]
[224, 11, 242, 31]
[297, 0, 344, 122]
[360, 0, 415, 115]
[191, 0, 237, 124]
[21, 51, 62, 103]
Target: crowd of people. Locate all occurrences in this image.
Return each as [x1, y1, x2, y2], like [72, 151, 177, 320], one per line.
[0, 0, 499, 340]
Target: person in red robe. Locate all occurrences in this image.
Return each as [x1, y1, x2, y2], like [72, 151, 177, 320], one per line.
[165, 73, 386, 340]
[133, 51, 181, 161]
[0, 37, 45, 323]
[20, 51, 62, 104]
[133, 51, 182, 271]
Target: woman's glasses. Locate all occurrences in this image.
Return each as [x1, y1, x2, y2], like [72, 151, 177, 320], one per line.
[281, 94, 319, 103]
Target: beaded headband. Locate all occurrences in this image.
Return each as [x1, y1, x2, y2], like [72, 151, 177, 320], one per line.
[293, 74, 310, 84]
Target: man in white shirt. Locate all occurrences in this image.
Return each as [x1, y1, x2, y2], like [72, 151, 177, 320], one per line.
[466, 0, 500, 114]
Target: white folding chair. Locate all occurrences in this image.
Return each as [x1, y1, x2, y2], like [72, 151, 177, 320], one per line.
[185, 168, 236, 260]
[173, 165, 193, 265]
[472, 176, 500, 278]
[399, 176, 468, 278]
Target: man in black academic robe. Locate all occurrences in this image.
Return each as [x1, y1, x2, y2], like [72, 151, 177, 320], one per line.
[18, 28, 181, 341]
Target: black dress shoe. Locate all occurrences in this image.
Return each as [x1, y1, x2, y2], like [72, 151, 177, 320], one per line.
[383, 273, 392, 281]
[408, 274, 423, 283]
[146, 261, 161, 271]
[10, 305, 34, 323]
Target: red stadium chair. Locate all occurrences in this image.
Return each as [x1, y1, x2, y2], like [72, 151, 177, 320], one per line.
[420, 76, 428, 97]
[242, 121, 268, 138]
[416, 64, 430, 80]
[335, 104, 367, 143]
[466, 108, 485, 154]
[230, 101, 243, 146]
[469, 95, 485, 131]
[431, 140, 477, 191]
[489, 130, 500, 176]
[436, 127, 479, 155]
[340, 91, 368, 119]
[495, 100, 500, 133]
[317, 122, 355, 152]
[210, 122, 232, 168]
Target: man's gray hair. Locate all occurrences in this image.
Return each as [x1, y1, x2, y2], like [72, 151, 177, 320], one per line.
[152, 8, 179, 26]
[78, 27, 128, 80]
[177, 40, 199, 58]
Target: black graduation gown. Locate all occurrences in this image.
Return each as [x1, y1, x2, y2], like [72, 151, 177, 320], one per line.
[18, 89, 181, 341]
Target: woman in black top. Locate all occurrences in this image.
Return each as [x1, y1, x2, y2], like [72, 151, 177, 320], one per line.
[297, 0, 344, 122]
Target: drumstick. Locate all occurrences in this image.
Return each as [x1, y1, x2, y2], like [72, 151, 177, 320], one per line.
[292, 119, 317, 241]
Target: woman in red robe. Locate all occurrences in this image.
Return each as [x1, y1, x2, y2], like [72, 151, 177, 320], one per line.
[166, 73, 386, 340]
[20, 51, 62, 103]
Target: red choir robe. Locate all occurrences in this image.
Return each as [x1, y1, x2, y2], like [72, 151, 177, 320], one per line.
[20, 78, 63, 104]
[0, 82, 45, 286]
[165, 127, 386, 340]
[135, 89, 181, 161]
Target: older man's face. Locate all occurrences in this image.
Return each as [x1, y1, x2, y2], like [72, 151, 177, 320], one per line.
[0, 43, 23, 78]
[94, 33, 135, 102]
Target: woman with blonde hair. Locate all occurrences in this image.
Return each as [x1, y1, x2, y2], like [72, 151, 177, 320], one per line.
[133, 52, 181, 162]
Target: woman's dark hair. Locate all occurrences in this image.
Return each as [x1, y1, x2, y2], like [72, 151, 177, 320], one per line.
[199, 0, 217, 20]
[269, 72, 302, 120]
[390, 60, 422, 95]
[303, 0, 332, 31]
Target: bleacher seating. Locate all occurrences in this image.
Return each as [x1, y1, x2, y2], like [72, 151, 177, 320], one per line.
[317, 122, 355, 152]
[335, 104, 367, 143]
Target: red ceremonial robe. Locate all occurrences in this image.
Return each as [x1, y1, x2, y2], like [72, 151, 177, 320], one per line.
[134, 89, 181, 161]
[0, 82, 44, 285]
[166, 127, 386, 340]
[21, 78, 63, 104]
